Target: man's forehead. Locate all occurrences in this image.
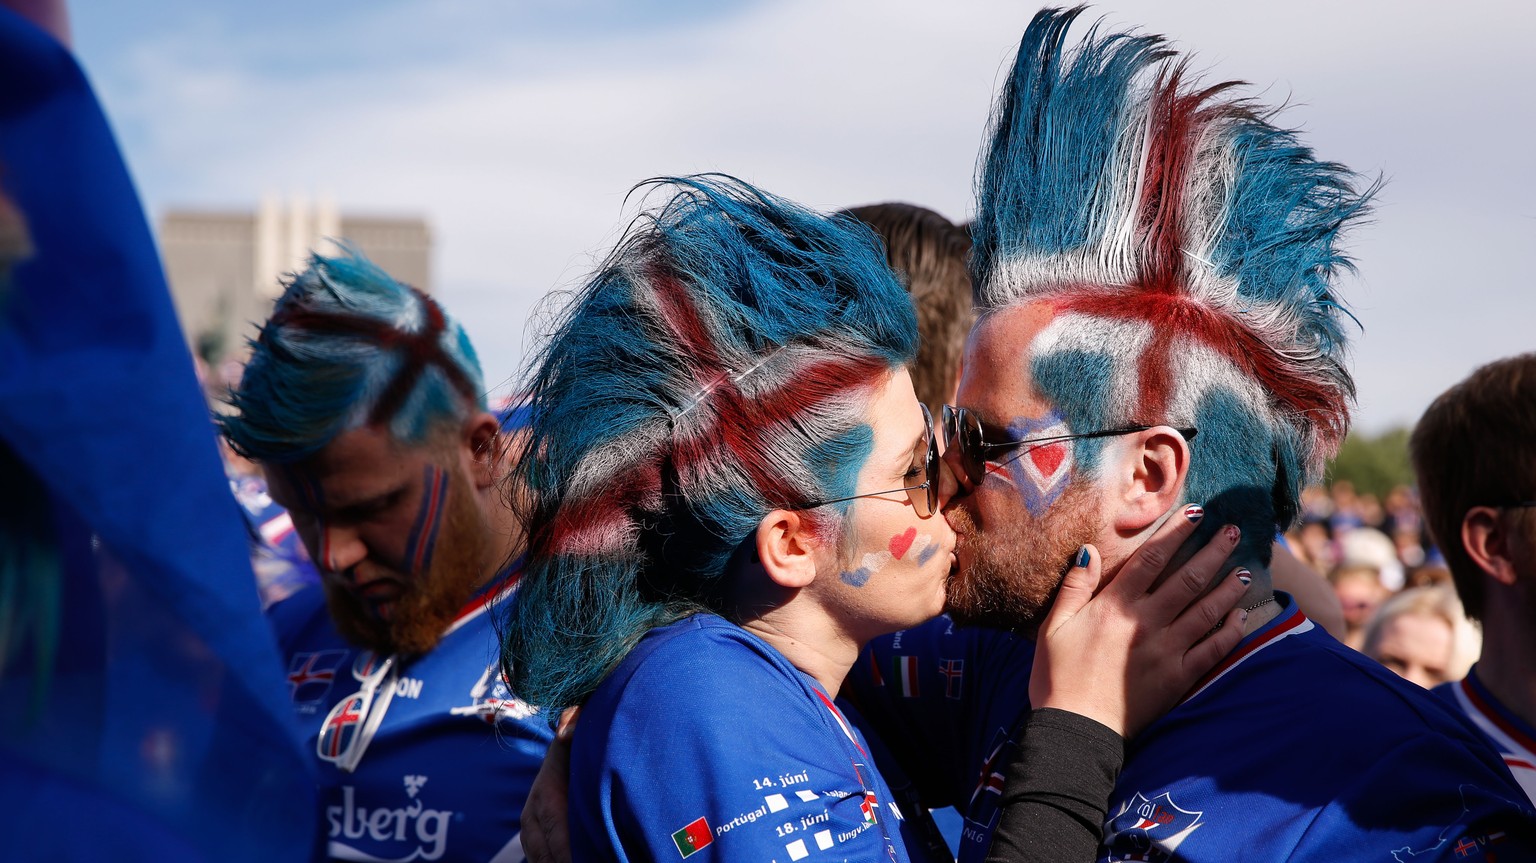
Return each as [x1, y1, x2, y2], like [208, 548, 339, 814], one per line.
[958, 303, 1057, 421]
[264, 425, 425, 506]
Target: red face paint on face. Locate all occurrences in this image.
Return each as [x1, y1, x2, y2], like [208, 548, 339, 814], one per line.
[826, 371, 954, 642]
[403, 464, 450, 577]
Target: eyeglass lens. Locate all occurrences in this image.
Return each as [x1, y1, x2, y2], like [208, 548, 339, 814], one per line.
[941, 405, 986, 486]
[909, 403, 938, 518]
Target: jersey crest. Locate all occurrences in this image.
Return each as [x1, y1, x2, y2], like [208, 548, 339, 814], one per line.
[1102, 791, 1205, 861]
[448, 663, 539, 724]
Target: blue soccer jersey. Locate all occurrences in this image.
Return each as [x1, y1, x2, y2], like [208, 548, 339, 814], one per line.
[570, 614, 949, 863]
[852, 597, 1536, 862]
[270, 571, 552, 862]
[847, 615, 1035, 863]
[1436, 668, 1536, 807]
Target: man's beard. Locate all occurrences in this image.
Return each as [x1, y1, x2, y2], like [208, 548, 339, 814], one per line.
[325, 470, 495, 657]
[944, 478, 1101, 636]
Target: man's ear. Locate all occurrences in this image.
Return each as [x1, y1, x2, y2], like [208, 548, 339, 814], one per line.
[1462, 507, 1520, 587]
[1110, 426, 1191, 533]
[756, 509, 821, 590]
[461, 411, 502, 490]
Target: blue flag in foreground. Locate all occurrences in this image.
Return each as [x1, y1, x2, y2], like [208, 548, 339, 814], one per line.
[0, 9, 318, 860]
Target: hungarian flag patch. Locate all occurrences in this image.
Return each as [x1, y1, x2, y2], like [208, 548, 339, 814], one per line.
[672, 816, 714, 858]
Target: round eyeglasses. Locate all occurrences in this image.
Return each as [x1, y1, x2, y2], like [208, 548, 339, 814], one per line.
[800, 402, 940, 518]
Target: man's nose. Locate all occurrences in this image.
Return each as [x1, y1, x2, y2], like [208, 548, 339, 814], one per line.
[935, 449, 966, 507]
[317, 522, 368, 574]
[939, 445, 973, 500]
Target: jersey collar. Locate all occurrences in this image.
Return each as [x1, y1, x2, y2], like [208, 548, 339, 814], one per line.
[1180, 591, 1313, 705]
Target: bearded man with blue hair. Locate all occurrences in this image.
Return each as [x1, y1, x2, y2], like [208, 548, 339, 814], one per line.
[850, 9, 1536, 862]
[222, 253, 551, 863]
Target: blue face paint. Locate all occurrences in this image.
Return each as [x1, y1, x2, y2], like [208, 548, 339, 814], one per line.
[840, 567, 873, 588]
[914, 541, 940, 566]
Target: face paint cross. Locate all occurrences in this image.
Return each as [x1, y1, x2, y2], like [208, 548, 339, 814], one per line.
[991, 411, 1075, 517]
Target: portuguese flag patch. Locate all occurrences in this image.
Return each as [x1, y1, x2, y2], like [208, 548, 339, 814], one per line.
[672, 816, 714, 858]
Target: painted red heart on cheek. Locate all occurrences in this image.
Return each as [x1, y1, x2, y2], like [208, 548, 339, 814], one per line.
[889, 527, 917, 560]
[1030, 442, 1067, 478]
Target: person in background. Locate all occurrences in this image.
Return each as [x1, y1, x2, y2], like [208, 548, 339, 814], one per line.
[1329, 563, 1390, 651]
[221, 252, 551, 863]
[1361, 586, 1474, 689]
[839, 202, 973, 416]
[1414, 352, 1536, 804]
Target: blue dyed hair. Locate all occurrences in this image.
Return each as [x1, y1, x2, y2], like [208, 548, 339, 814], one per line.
[220, 250, 487, 463]
[974, 8, 1375, 561]
[500, 176, 918, 712]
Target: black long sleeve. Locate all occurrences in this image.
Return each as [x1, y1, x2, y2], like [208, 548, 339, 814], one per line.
[983, 708, 1125, 863]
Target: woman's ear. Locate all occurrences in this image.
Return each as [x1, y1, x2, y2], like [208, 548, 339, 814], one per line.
[756, 509, 821, 589]
[1111, 426, 1192, 534]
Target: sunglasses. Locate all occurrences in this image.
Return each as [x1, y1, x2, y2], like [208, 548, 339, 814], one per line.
[940, 404, 1197, 488]
[801, 402, 940, 518]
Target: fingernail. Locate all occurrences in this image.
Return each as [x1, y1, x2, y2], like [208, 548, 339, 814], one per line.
[1223, 524, 1240, 543]
[1075, 546, 1091, 568]
[1183, 504, 1204, 522]
[1235, 568, 1252, 587]
[1240, 610, 1249, 623]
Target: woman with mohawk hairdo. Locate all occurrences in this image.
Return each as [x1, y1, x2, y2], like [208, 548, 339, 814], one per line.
[500, 175, 1251, 863]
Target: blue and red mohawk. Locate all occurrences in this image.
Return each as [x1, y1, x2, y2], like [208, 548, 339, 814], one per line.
[972, 8, 1375, 553]
[222, 250, 486, 463]
[501, 176, 917, 712]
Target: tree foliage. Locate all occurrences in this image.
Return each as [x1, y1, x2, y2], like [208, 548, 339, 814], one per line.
[1327, 427, 1415, 497]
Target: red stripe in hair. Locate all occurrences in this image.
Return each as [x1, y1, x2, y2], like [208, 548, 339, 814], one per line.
[1048, 290, 1349, 450]
[1135, 65, 1243, 293]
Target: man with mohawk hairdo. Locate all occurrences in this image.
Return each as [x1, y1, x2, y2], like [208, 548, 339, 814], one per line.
[221, 253, 551, 863]
[852, 8, 1536, 863]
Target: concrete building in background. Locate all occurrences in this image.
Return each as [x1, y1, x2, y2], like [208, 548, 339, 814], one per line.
[158, 195, 431, 365]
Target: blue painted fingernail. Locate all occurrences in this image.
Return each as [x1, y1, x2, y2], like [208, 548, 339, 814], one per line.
[1184, 504, 1204, 522]
[1075, 546, 1091, 568]
[1235, 568, 1252, 586]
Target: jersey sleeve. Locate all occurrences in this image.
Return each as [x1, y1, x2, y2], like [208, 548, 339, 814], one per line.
[574, 627, 903, 863]
[1290, 732, 1536, 861]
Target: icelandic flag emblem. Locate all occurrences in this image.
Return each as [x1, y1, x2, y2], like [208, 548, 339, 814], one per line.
[939, 658, 964, 700]
[317, 694, 367, 761]
[286, 649, 347, 706]
[861, 792, 879, 826]
[671, 816, 713, 858]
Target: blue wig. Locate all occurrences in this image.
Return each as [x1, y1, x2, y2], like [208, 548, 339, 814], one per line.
[500, 176, 917, 712]
[973, 8, 1375, 559]
[220, 250, 487, 463]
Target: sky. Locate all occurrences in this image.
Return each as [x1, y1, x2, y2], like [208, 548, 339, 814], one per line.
[69, 0, 1536, 434]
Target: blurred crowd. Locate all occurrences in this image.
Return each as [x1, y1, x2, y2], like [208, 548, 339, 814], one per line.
[1288, 480, 1478, 689]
